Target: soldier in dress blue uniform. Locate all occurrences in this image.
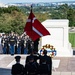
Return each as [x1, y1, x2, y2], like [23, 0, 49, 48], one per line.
[26, 37, 32, 54]
[21, 36, 24, 54]
[24, 44, 28, 54]
[9, 32, 17, 55]
[11, 56, 24, 75]
[14, 33, 18, 54]
[17, 36, 22, 54]
[6, 34, 10, 54]
[1, 34, 8, 54]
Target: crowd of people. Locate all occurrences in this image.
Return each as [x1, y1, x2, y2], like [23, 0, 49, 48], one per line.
[11, 50, 52, 75]
[1, 31, 53, 75]
[1, 31, 39, 55]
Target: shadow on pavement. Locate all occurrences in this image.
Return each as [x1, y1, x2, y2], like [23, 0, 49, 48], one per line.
[0, 68, 11, 75]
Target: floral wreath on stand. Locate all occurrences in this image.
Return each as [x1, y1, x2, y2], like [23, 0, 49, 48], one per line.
[41, 44, 57, 58]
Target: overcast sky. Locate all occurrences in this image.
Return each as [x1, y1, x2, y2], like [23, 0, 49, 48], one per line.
[0, 0, 75, 4]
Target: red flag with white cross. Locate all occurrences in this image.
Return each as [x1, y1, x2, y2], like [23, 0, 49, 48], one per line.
[24, 6, 50, 41]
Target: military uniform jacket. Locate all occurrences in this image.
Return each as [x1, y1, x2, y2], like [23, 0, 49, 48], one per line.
[9, 36, 16, 45]
[1, 37, 8, 47]
[17, 38, 21, 47]
[11, 63, 24, 75]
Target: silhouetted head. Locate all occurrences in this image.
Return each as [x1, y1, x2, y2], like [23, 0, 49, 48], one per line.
[29, 57, 34, 62]
[43, 50, 47, 55]
[15, 56, 21, 62]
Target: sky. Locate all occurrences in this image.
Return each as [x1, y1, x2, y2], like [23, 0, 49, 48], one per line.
[0, 0, 75, 4]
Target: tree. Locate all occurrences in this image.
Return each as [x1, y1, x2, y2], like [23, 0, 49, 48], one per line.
[0, 7, 27, 34]
[67, 8, 75, 27]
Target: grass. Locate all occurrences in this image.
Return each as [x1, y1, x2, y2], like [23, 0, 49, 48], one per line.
[69, 33, 75, 47]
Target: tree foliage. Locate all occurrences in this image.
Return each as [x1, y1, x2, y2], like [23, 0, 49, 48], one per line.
[0, 5, 75, 34]
[51, 4, 75, 27]
[0, 6, 27, 34]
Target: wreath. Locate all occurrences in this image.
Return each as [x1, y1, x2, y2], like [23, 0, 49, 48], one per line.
[40, 44, 57, 58]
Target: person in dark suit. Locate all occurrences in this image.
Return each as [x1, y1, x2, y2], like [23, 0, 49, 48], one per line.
[40, 50, 52, 75]
[37, 57, 49, 75]
[11, 56, 24, 75]
[24, 57, 39, 75]
[25, 51, 39, 64]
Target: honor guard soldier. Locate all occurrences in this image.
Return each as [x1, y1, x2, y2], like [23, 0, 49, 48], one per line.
[9, 32, 17, 55]
[23, 37, 28, 54]
[17, 36, 21, 54]
[24, 44, 28, 54]
[11, 56, 24, 75]
[21, 36, 24, 54]
[26, 37, 32, 54]
[6, 34, 10, 54]
[14, 33, 18, 54]
[1, 34, 8, 54]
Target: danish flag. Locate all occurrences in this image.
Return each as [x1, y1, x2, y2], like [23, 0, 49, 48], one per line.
[24, 8, 50, 41]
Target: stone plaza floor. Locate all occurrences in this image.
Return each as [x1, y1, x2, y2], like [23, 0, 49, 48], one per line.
[0, 55, 75, 75]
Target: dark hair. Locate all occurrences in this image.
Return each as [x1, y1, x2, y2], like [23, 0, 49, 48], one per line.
[43, 50, 47, 55]
[29, 57, 34, 60]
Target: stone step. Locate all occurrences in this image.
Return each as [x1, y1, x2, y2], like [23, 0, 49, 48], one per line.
[0, 55, 75, 75]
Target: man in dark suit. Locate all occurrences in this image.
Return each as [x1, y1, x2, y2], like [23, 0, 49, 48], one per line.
[24, 57, 39, 75]
[37, 57, 49, 75]
[40, 50, 52, 75]
[25, 51, 39, 64]
[11, 56, 24, 75]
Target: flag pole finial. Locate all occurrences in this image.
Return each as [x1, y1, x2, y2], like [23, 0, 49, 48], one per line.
[31, 4, 33, 10]
[31, 4, 33, 13]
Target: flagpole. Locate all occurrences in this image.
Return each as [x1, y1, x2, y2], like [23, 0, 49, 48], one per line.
[31, 4, 34, 53]
[31, 4, 32, 40]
